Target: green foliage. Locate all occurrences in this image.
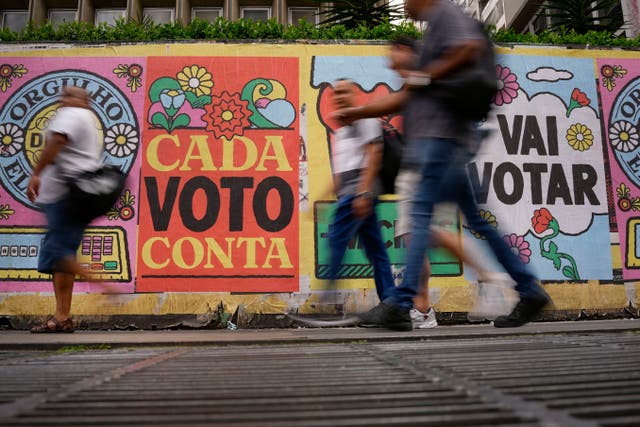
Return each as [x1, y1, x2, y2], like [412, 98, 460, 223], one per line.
[0, 17, 637, 48]
[308, 0, 404, 29]
[538, 0, 624, 34]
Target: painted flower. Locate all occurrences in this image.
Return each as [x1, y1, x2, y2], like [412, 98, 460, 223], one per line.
[609, 120, 639, 153]
[503, 233, 531, 264]
[493, 65, 519, 106]
[0, 64, 27, 92]
[468, 209, 498, 239]
[566, 88, 590, 117]
[105, 124, 138, 158]
[203, 91, 250, 140]
[566, 123, 593, 152]
[616, 183, 640, 212]
[600, 64, 627, 92]
[177, 65, 214, 97]
[160, 88, 186, 113]
[532, 207, 554, 234]
[113, 63, 143, 92]
[0, 123, 24, 156]
[0, 203, 15, 220]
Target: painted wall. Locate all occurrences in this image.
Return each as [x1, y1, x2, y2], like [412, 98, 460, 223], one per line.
[0, 43, 638, 321]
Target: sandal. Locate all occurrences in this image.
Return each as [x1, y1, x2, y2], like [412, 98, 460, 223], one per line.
[30, 316, 75, 333]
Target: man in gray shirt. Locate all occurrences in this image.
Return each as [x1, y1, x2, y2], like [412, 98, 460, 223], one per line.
[335, 0, 551, 330]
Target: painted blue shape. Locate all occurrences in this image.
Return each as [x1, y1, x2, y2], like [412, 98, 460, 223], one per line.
[312, 56, 403, 90]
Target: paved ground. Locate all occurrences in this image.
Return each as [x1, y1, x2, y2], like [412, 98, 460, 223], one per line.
[1, 319, 639, 426]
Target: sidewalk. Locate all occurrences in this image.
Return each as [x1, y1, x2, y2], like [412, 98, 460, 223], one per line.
[1, 319, 638, 350]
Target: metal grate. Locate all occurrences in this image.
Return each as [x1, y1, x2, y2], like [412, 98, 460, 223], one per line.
[1, 332, 639, 426]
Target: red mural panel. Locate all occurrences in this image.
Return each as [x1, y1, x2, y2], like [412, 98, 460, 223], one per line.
[137, 57, 299, 292]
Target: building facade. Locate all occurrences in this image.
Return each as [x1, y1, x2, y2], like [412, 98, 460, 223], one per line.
[456, 0, 638, 38]
[1, 0, 330, 32]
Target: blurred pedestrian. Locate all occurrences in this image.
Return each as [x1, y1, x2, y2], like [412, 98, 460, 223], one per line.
[335, 0, 550, 330]
[26, 86, 103, 333]
[326, 78, 395, 308]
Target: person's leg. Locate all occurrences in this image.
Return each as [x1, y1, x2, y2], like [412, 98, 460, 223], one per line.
[449, 151, 549, 326]
[358, 200, 395, 301]
[53, 269, 75, 321]
[392, 138, 457, 311]
[395, 169, 432, 312]
[327, 195, 362, 305]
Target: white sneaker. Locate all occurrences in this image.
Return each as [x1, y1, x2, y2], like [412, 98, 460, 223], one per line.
[468, 274, 517, 322]
[410, 307, 438, 329]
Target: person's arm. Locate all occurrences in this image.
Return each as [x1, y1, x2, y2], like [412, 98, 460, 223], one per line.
[332, 90, 408, 125]
[26, 132, 68, 202]
[406, 39, 485, 88]
[352, 141, 382, 219]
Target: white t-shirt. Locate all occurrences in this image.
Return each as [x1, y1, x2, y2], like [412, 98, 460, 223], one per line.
[37, 106, 103, 204]
[332, 118, 381, 174]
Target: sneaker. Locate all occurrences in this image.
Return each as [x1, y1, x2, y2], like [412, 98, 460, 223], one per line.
[410, 307, 438, 329]
[493, 292, 550, 328]
[468, 276, 515, 322]
[357, 302, 412, 331]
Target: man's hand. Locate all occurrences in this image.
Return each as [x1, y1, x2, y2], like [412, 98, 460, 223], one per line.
[26, 175, 40, 202]
[352, 194, 372, 219]
[330, 107, 360, 126]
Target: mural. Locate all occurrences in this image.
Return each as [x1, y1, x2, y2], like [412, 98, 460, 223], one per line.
[137, 57, 299, 292]
[597, 58, 640, 279]
[470, 55, 612, 281]
[0, 58, 143, 292]
[0, 44, 638, 318]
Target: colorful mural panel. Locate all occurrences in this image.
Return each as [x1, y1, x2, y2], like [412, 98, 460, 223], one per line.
[0, 57, 144, 292]
[136, 57, 300, 292]
[469, 55, 612, 281]
[597, 58, 640, 279]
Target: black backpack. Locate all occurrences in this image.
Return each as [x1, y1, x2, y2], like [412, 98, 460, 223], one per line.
[427, 24, 498, 121]
[378, 124, 404, 195]
[66, 165, 126, 223]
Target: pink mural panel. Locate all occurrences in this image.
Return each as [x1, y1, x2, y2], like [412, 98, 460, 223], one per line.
[597, 58, 640, 279]
[0, 57, 145, 292]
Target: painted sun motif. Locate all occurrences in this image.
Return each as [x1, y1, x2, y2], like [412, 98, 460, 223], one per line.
[177, 65, 214, 97]
[566, 123, 593, 152]
[609, 120, 639, 153]
[0, 123, 24, 157]
[105, 124, 138, 157]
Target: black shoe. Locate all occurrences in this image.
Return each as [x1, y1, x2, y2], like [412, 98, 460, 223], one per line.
[357, 302, 412, 331]
[494, 293, 550, 328]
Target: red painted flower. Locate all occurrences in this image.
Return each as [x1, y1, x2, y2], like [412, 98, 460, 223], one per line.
[571, 88, 590, 107]
[203, 91, 250, 140]
[532, 208, 554, 234]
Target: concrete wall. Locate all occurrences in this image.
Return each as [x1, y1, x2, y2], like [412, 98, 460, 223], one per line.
[0, 42, 639, 327]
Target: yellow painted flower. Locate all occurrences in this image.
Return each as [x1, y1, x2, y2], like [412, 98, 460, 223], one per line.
[566, 123, 593, 152]
[468, 209, 497, 240]
[177, 65, 213, 97]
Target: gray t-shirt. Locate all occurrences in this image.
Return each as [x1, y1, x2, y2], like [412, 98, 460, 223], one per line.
[403, 0, 485, 166]
[37, 106, 103, 204]
[332, 118, 382, 198]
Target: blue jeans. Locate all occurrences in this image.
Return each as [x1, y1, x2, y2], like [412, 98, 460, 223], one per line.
[388, 138, 542, 310]
[38, 200, 89, 274]
[328, 194, 395, 301]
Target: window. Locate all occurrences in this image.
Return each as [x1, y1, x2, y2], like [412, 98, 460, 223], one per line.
[96, 9, 125, 26]
[1, 10, 28, 32]
[192, 7, 223, 23]
[143, 8, 174, 24]
[240, 7, 270, 22]
[49, 9, 77, 28]
[289, 7, 318, 25]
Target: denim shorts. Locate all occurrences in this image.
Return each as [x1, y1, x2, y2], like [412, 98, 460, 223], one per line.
[38, 200, 88, 274]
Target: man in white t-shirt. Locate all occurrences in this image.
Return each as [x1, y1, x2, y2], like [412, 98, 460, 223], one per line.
[26, 86, 103, 333]
[326, 79, 395, 307]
